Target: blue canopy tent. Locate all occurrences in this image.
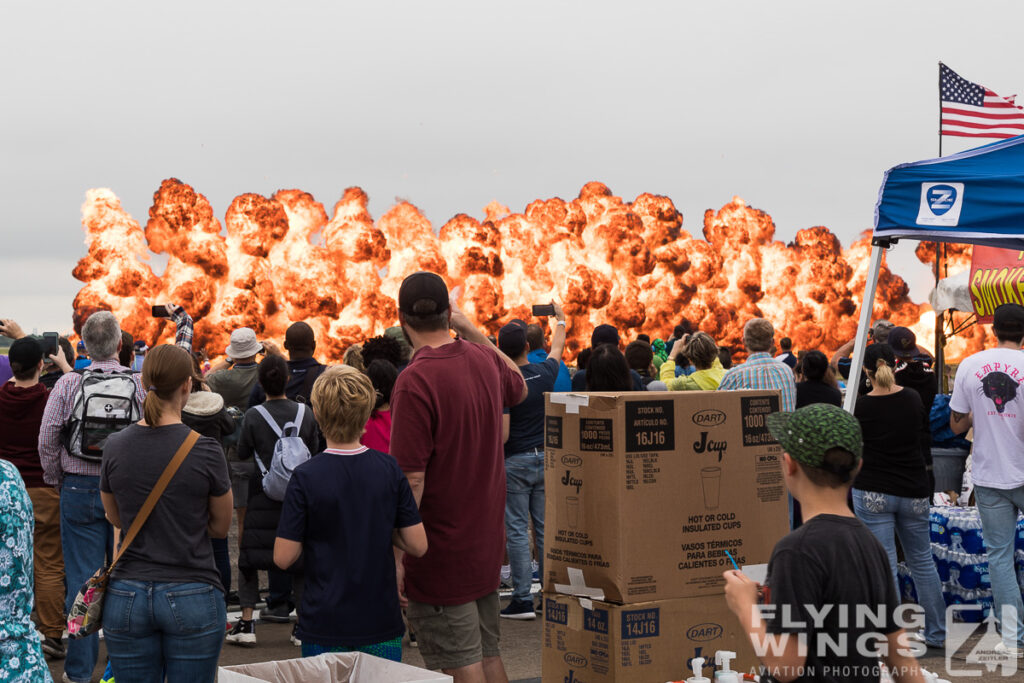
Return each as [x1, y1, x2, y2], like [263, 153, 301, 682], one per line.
[845, 134, 1024, 412]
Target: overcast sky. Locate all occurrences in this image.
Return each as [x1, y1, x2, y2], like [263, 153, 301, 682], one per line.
[3, 1, 1022, 333]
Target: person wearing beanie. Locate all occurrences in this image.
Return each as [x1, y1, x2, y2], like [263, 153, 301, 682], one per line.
[949, 303, 1024, 655]
[724, 404, 925, 683]
[851, 343, 946, 651]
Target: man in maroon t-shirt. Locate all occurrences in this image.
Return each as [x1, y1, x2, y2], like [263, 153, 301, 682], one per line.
[391, 272, 526, 681]
[0, 336, 70, 659]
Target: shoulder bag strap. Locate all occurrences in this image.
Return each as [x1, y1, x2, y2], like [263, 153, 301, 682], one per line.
[283, 403, 305, 437]
[254, 404, 284, 437]
[108, 430, 200, 571]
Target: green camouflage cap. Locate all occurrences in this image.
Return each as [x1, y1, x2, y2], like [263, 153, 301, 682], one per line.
[765, 403, 862, 468]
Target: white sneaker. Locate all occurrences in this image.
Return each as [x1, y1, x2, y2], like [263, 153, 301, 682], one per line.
[993, 642, 1024, 659]
[290, 624, 301, 647]
[225, 618, 257, 647]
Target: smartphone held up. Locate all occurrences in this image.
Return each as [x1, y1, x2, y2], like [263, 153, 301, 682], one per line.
[531, 304, 556, 317]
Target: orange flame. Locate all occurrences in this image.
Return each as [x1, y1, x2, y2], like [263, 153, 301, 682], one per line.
[71, 179, 980, 362]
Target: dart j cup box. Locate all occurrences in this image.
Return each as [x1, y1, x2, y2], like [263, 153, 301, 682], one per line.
[542, 593, 756, 683]
[543, 390, 787, 604]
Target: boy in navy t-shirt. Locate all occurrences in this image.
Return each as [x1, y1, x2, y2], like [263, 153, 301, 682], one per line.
[275, 365, 427, 661]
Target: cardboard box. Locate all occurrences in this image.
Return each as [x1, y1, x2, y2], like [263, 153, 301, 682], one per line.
[544, 390, 787, 603]
[218, 652, 452, 683]
[542, 593, 756, 683]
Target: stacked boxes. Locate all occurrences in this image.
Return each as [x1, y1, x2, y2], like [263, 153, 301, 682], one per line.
[541, 390, 789, 682]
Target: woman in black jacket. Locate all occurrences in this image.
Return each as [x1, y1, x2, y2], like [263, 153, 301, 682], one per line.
[182, 373, 236, 604]
[226, 355, 320, 649]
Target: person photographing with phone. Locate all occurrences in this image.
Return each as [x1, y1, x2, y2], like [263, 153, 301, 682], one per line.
[497, 302, 567, 619]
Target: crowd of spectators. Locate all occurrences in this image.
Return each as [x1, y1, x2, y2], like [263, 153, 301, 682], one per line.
[0, 274, 975, 682]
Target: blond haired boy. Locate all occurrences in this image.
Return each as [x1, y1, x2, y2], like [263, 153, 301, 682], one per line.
[274, 365, 427, 660]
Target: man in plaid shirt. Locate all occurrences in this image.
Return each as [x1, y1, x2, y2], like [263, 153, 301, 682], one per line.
[717, 318, 796, 412]
[38, 305, 192, 683]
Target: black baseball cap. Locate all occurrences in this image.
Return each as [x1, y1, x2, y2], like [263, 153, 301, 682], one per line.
[398, 272, 450, 316]
[9, 337, 44, 372]
[887, 326, 917, 359]
[591, 324, 620, 348]
[993, 303, 1024, 335]
[498, 319, 528, 357]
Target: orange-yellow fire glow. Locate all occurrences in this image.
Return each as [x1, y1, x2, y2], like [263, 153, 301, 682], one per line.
[70, 179, 985, 362]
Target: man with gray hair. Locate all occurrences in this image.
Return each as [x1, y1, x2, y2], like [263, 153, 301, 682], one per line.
[39, 305, 193, 683]
[38, 310, 147, 682]
[717, 318, 796, 412]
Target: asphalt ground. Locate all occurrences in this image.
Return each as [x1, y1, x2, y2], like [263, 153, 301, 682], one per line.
[43, 518, 1006, 682]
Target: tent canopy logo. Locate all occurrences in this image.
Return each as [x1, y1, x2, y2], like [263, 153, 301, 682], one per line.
[927, 184, 958, 215]
[916, 181, 965, 227]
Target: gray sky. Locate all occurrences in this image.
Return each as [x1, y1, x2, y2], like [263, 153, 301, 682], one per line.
[3, 1, 1022, 333]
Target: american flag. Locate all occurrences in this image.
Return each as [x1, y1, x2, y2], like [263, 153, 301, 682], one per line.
[940, 63, 1024, 139]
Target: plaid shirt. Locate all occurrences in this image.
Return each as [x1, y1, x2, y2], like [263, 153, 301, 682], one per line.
[717, 351, 796, 412]
[37, 308, 194, 486]
[168, 305, 194, 353]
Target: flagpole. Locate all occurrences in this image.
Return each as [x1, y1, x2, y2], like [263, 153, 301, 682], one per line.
[935, 62, 946, 392]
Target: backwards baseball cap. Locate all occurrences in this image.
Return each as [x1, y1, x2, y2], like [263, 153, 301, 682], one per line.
[887, 327, 917, 358]
[766, 403, 863, 475]
[9, 337, 44, 372]
[398, 272, 450, 316]
[993, 303, 1024, 335]
[591, 324, 620, 348]
[498, 319, 528, 357]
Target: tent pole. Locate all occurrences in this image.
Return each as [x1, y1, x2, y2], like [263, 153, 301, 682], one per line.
[935, 68, 946, 389]
[844, 241, 889, 413]
[935, 246, 945, 392]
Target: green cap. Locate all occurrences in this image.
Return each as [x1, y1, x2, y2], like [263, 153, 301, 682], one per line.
[765, 403, 863, 468]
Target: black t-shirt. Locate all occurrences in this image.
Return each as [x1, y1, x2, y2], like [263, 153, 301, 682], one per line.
[276, 446, 421, 647]
[795, 381, 842, 409]
[895, 360, 938, 415]
[248, 357, 327, 407]
[853, 389, 931, 498]
[505, 358, 559, 456]
[763, 514, 900, 683]
[100, 423, 231, 591]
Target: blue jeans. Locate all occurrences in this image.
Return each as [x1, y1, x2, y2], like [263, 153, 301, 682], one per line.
[852, 489, 947, 647]
[104, 580, 226, 682]
[61, 474, 114, 683]
[504, 450, 544, 601]
[975, 484, 1024, 647]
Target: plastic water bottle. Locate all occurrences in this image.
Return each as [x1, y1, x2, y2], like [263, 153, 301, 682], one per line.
[946, 552, 964, 590]
[930, 507, 950, 546]
[962, 509, 985, 555]
[933, 543, 950, 583]
[957, 552, 980, 590]
[947, 508, 967, 553]
[1015, 550, 1024, 592]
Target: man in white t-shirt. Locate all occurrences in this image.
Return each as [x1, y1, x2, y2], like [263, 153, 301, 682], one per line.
[950, 303, 1024, 654]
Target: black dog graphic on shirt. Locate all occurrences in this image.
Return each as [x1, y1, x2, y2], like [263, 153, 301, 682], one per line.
[982, 372, 1018, 414]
